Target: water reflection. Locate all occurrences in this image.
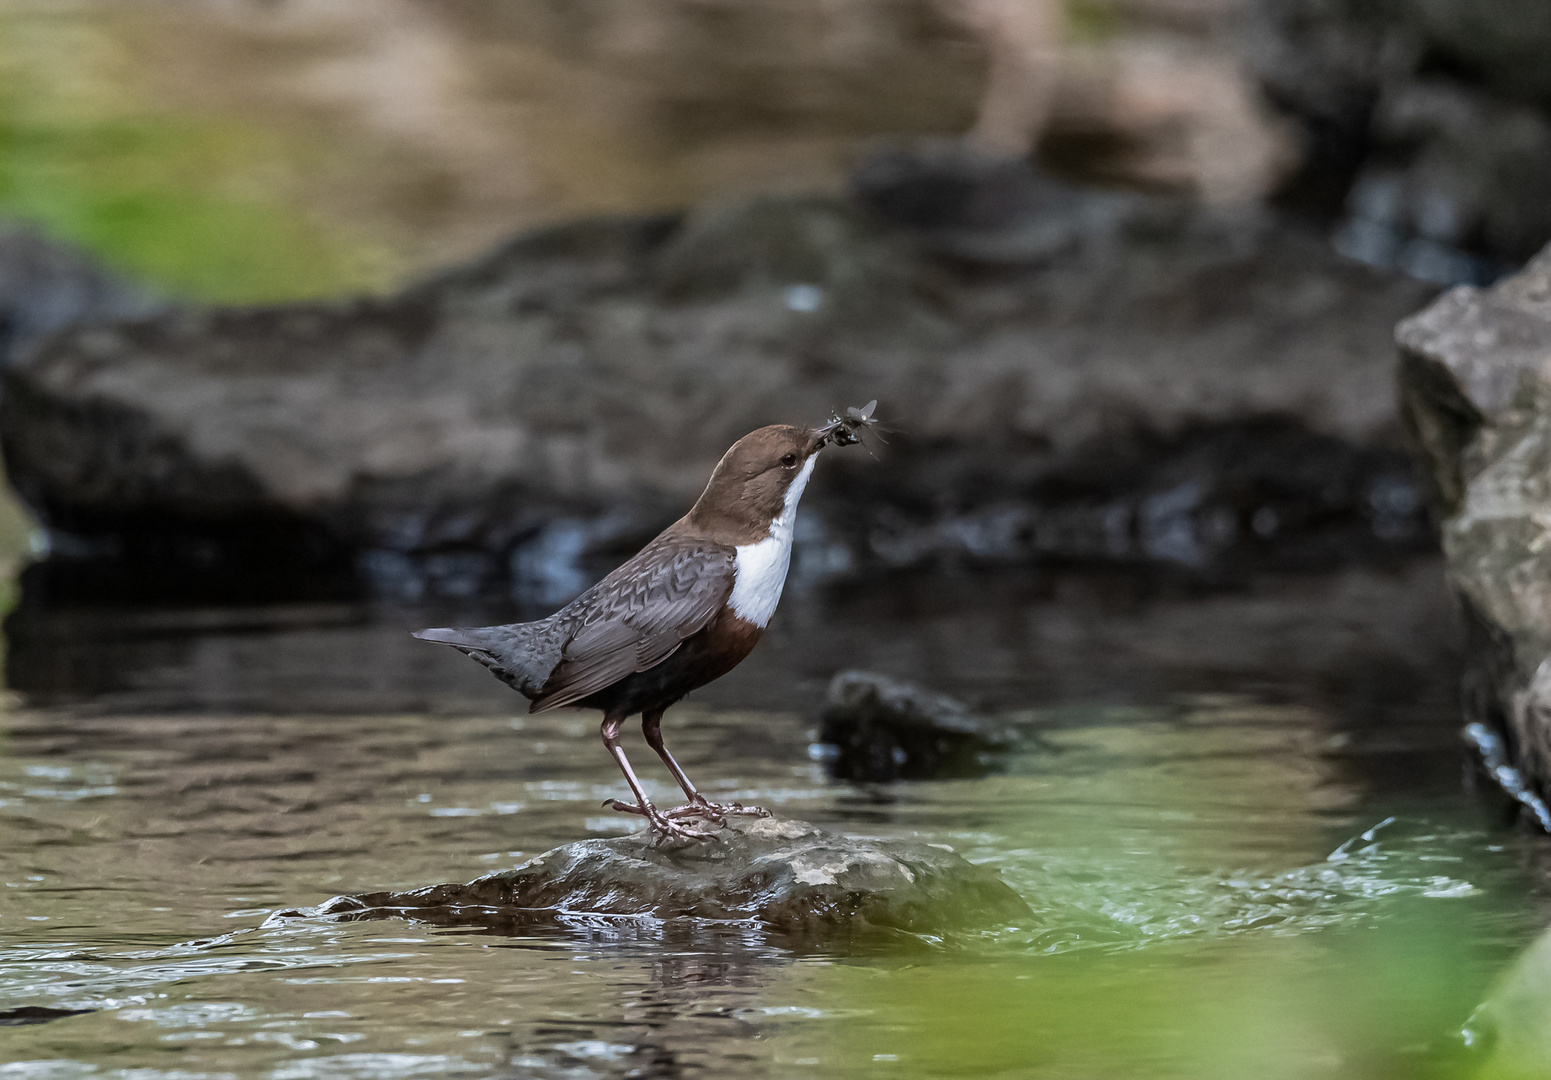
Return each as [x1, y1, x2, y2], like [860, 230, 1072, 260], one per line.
[3, 561, 1551, 1077]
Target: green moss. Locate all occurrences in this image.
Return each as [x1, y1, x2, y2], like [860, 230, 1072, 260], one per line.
[0, 13, 391, 303]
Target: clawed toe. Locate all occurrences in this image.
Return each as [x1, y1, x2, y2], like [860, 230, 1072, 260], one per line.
[663, 803, 717, 821]
[605, 798, 714, 841]
[668, 798, 770, 821]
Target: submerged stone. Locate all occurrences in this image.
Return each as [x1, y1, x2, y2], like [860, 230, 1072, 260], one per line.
[288, 815, 1030, 936]
[820, 669, 1015, 782]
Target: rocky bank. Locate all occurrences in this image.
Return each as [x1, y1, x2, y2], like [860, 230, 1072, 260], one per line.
[0, 181, 1436, 600]
[1397, 241, 1551, 824]
[819, 669, 1017, 782]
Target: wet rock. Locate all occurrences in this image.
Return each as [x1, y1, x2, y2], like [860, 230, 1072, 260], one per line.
[0, 192, 1434, 598]
[288, 814, 1031, 936]
[1396, 241, 1551, 822]
[819, 670, 1015, 781]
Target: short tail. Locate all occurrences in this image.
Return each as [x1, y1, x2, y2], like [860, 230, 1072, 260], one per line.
[410, 622, 561, 701]
[411, 627, 487, 649]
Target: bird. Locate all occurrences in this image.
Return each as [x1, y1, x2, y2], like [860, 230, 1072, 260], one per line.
[412, 403, 877, 839]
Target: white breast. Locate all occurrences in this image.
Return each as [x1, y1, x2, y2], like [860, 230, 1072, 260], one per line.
[728, 455, 816, 627]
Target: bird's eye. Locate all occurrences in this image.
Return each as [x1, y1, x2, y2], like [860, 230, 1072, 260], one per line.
[780, 452, 798, 468]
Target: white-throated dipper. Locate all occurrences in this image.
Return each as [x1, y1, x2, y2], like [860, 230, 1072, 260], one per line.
[413, 403, 877, 839]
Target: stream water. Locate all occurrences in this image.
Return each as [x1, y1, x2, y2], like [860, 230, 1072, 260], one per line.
[3, 560, 1549, 1078]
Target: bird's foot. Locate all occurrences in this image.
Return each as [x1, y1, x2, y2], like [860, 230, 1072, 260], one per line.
[669, 796, 771, 822]
[604, 799, 714, 842]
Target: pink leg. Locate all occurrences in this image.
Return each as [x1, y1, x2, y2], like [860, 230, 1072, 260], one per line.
[641, 709, 769, 820]
[600, 714, 702, 840]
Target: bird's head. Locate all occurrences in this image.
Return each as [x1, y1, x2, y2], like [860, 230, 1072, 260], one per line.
[687, 424, 827, 542]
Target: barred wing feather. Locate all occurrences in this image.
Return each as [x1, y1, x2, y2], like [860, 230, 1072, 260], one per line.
[530, 539, 736, 711]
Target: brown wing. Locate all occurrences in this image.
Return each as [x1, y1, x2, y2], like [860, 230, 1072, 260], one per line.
[529, 538, 737, 712]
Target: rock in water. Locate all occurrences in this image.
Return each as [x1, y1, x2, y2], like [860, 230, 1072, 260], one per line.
[289, 815, 1030, 936]
[820, 670, 1015, 782]
[1397, 242, 1551, 825]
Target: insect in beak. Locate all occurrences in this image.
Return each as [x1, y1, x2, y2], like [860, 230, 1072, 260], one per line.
[813, 399, 879, 449]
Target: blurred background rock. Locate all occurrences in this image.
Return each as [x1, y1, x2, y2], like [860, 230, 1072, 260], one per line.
[1250, 0, 1551, 280]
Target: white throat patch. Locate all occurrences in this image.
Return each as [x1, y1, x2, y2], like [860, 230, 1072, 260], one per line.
[728, 455, 816, 627]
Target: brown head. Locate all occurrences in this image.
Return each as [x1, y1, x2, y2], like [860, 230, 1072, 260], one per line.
[686, 424, 826, 543]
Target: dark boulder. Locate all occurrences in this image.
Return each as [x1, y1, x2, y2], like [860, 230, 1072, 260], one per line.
[819, 670, 1015, 781]
[0, 190, 1435, 599]
[281, 813, 1031, 937]
[1396, 241, 1551, 825]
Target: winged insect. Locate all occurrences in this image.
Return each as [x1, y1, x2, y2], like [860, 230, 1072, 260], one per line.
[816, 399, 880, 448]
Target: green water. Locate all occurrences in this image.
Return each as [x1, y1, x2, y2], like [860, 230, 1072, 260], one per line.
[1, 571, 1549, 1078]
